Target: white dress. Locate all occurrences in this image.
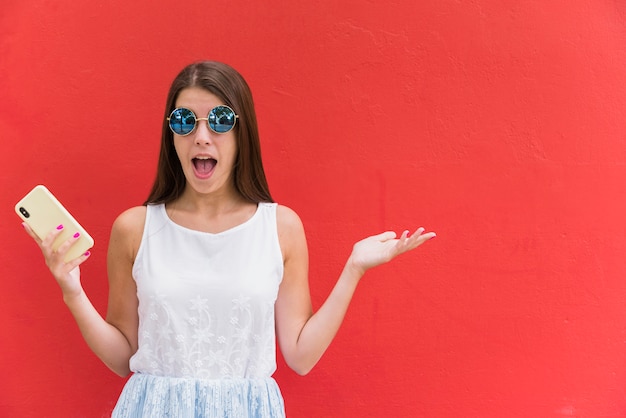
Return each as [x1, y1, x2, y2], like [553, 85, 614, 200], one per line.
[112, 203, 285, 417]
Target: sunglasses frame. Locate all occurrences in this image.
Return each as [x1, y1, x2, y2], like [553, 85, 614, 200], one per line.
[167, 105, 239, 136]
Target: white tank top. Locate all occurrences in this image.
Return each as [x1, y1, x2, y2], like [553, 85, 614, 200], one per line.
[129, 202, 284, 379]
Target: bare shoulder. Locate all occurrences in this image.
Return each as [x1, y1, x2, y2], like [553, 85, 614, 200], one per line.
[112, 206, 146, 235]
[276, 205, 307, 260]
[276, 204, 304, 235]
[109, 206, 146, 259]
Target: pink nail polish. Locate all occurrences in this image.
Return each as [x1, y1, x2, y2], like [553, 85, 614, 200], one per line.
[57, 224, 64, 230]
[84, 251, 91, 257]
[73, 232, 80, 238]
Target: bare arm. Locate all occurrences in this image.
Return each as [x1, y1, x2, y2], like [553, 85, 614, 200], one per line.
[274, 205, 435, 375]
[22, 206, 144, 377]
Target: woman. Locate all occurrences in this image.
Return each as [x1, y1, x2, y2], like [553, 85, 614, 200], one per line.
[22, 61, 436, 417]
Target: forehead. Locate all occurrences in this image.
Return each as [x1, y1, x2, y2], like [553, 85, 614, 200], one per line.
[175, 87, 224, 111]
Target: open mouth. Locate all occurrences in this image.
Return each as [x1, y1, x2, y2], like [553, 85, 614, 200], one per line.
[192, 157, 217, 178]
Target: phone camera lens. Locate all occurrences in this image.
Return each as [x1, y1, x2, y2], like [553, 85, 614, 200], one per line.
[19, 207, 30, 218]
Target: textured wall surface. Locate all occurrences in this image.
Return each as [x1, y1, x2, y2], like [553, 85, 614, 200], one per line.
[2, 1, 626, 417]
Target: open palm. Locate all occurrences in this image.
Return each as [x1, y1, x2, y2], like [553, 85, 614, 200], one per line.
[349, 227, 436, 274]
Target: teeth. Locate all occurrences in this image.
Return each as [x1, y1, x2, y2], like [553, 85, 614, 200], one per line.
[195, 156, 211, 160]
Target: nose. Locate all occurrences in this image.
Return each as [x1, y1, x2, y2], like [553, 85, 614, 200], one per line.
[193, 118, 213, 145]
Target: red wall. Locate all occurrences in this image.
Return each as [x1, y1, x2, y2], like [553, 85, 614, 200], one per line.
[2, 1, 626, 417]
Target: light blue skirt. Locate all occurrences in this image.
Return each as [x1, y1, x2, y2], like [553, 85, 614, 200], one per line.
[112, 373, 285, 418]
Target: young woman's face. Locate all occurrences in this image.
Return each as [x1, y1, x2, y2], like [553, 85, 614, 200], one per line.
[172, 87, 238, 196]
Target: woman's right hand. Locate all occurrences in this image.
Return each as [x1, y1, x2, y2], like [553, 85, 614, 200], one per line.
[22, 222, 91, 299]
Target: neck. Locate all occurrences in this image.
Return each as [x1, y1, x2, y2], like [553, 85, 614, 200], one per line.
[165, 186, 258, 234]
[173, 186, 249, 215]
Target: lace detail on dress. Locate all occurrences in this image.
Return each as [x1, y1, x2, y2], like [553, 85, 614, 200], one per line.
[133, 290, 277, 379]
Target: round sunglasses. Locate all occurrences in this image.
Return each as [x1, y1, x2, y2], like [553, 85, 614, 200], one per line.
[167, 106, 239, 135]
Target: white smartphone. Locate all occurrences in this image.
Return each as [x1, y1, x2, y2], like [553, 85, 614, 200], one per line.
[15, 185, 94, 262]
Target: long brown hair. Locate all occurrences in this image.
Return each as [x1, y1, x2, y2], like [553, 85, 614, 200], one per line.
[144, 61, 273, 205]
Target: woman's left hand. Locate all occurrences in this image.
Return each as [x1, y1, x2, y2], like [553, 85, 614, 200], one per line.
[347, 227, 436, 276]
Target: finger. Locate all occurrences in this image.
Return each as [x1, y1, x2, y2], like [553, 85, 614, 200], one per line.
[411, 231, 436, 246]
[419, 232, 437, 242]
[21, 222, 42, 243]
[404, 227, 425, 242]
[399, 228, 424, 246]
[65, 250, 91, 270]
[396, 230, 412, 251]
[54, 231, 83, 257]
[41, 224, 67, 248]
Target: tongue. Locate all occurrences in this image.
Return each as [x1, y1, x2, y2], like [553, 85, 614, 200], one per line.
[194, 158, 216, 175]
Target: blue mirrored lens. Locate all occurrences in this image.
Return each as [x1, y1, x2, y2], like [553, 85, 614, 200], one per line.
[169, 108, 196, 135]
[209, 106, 236, 133]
